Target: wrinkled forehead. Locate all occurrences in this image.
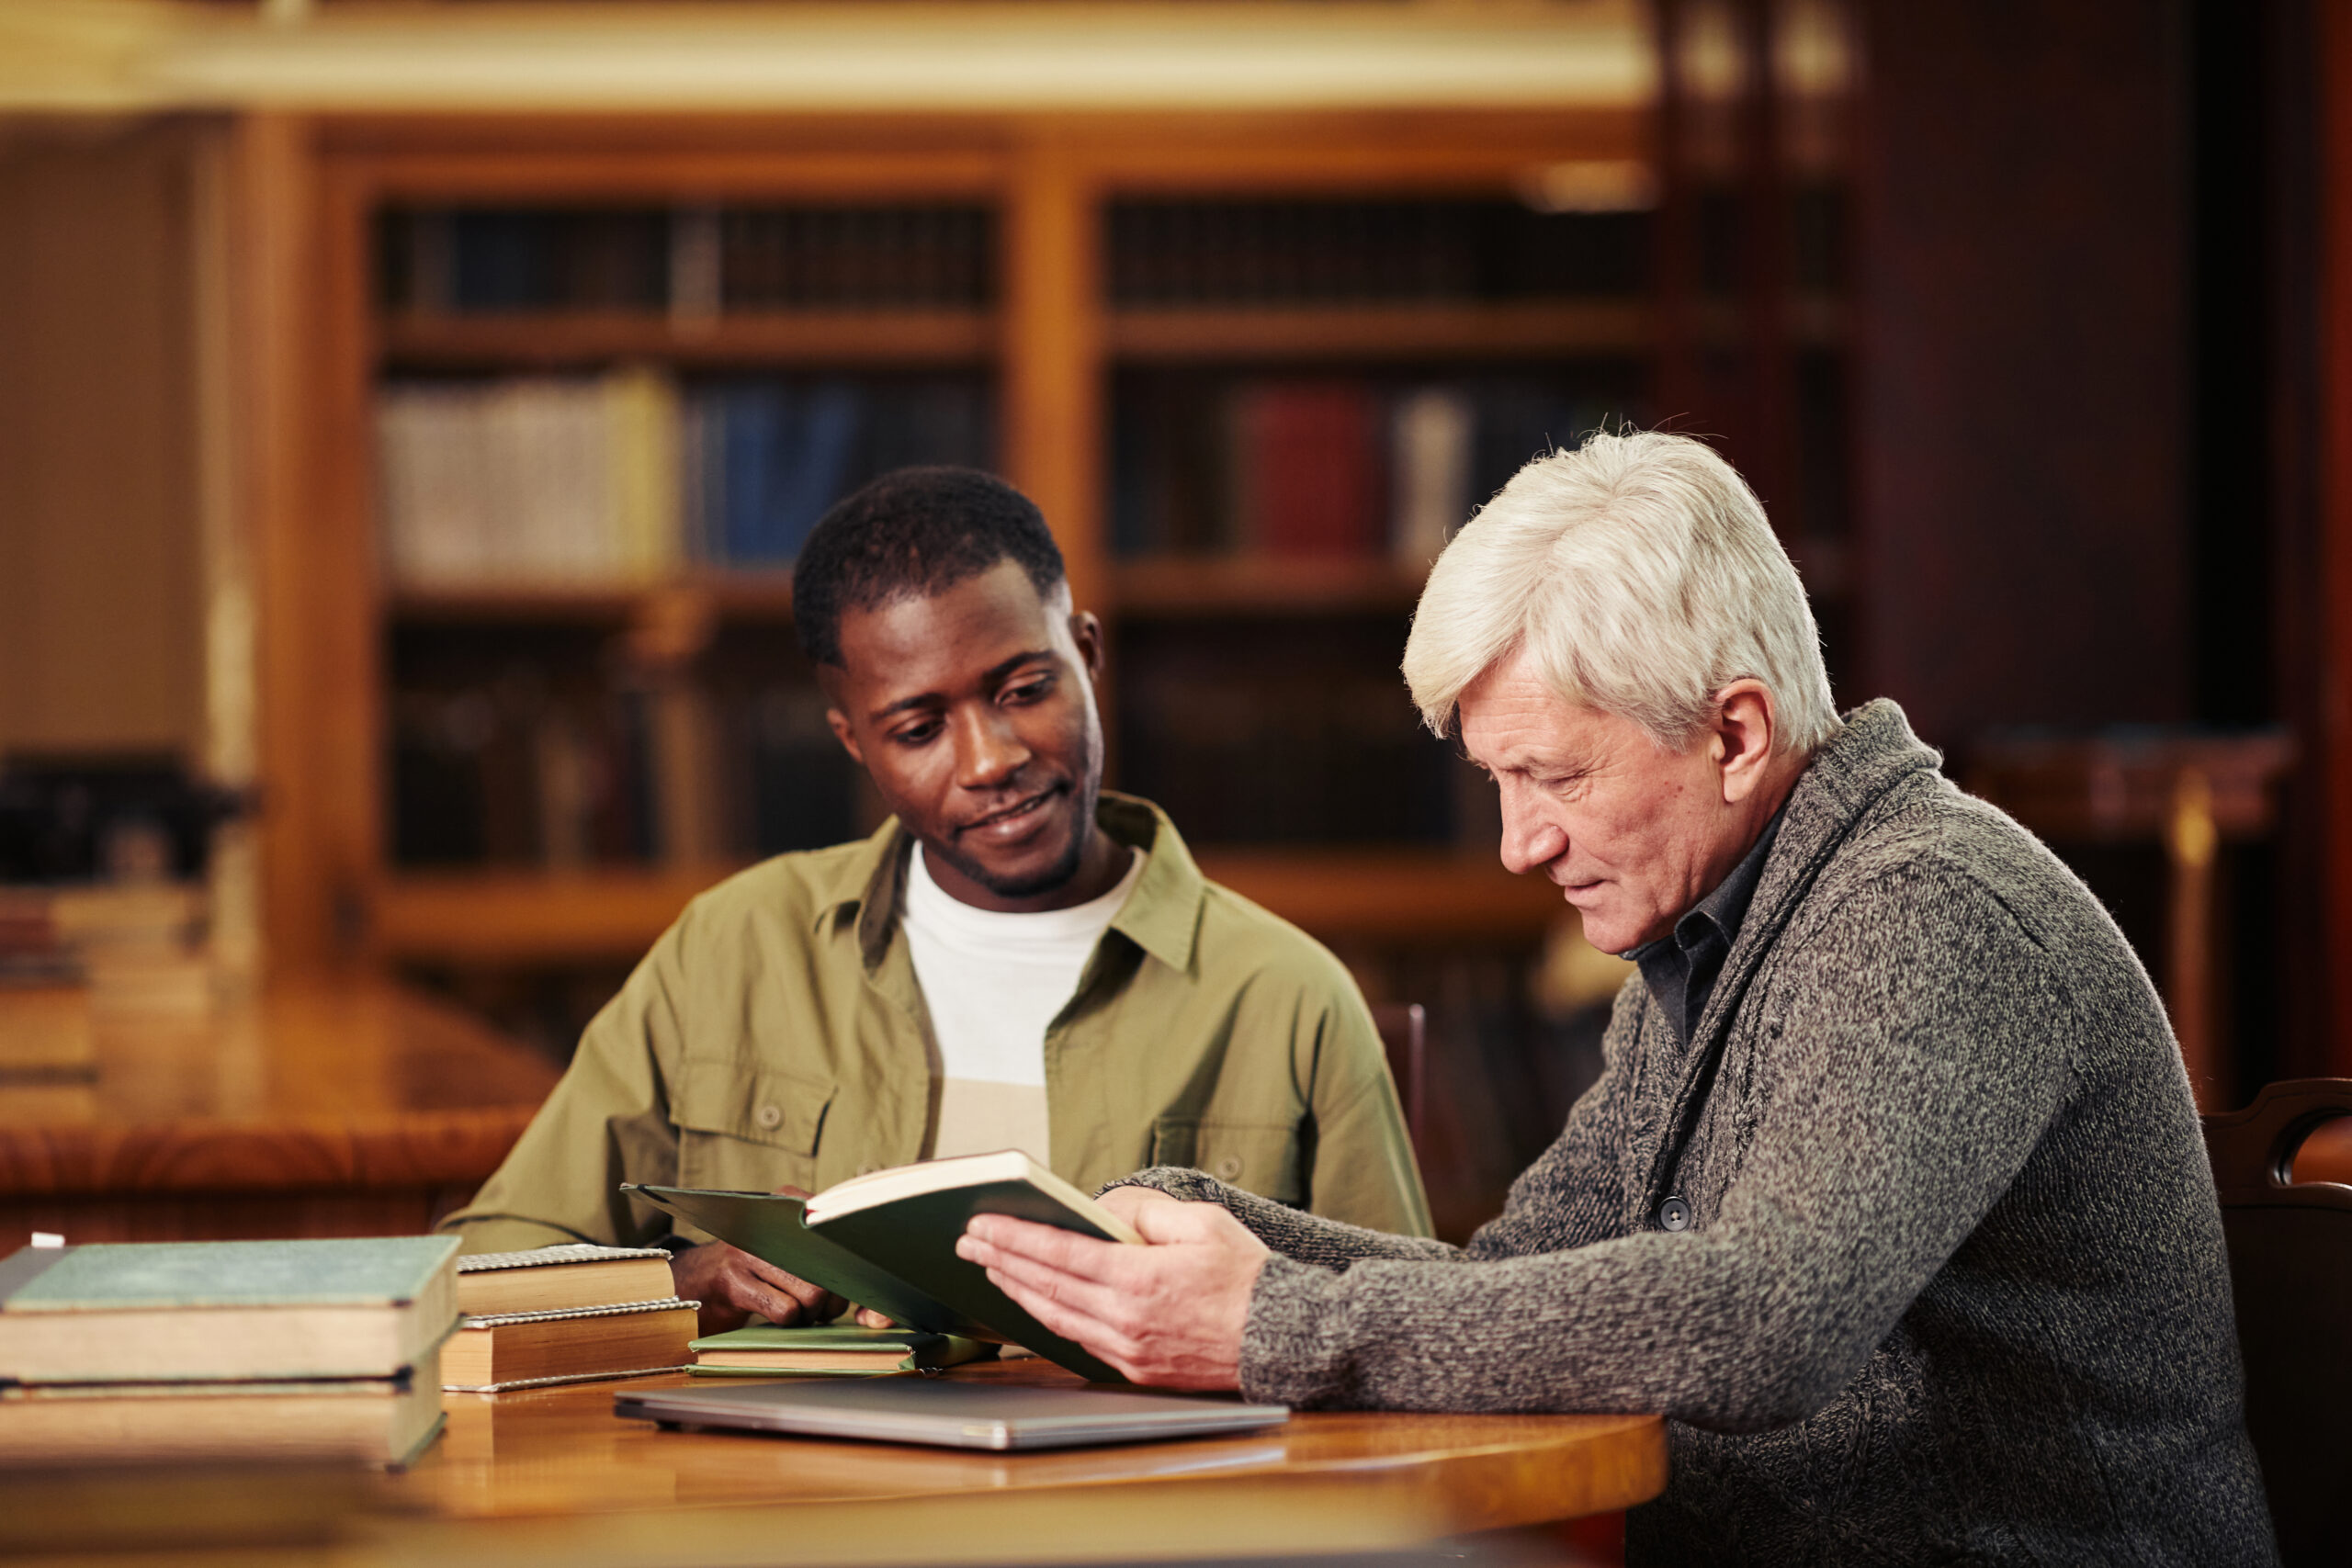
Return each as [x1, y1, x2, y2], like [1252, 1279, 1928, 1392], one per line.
[1456, 649, 1668, 771]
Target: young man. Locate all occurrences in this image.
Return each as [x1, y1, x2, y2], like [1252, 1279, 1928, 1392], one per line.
[441, 468, 1430, 1330]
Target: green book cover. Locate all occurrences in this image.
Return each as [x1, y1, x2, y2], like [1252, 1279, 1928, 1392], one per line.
[628, 1158, 1134, 1382]
[808, 1179, 1130, 1382]
[687, 1324, 989, 1375]
[626, 1187, 989, 1339]
[0, 1237, 459, 1312]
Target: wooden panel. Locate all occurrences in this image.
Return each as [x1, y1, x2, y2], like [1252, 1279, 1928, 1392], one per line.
[0, 122, 208, 758]
[1855, 0, 2190, 750]
[342, 148, 1008, 202]
[379, 310, 995, 369]
[1106, 301, 1647, 362]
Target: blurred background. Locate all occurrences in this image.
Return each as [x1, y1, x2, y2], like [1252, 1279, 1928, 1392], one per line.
[0, 0, 2342, 1249]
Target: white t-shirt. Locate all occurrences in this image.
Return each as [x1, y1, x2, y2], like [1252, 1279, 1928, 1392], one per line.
[902, 843, 1143, 1166]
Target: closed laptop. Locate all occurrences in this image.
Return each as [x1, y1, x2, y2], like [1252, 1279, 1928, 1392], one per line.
[614, 1378, 1289, 1451]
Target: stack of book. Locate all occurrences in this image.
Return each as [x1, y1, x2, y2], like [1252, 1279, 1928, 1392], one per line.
[0, 1235, 458, 1469]
[443, 1245, 697, 1393]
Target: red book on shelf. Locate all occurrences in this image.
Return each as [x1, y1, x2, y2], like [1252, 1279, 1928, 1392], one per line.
[1235, 380, 1384, 559]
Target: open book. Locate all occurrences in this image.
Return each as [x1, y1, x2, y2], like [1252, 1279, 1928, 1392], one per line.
[624, 1150, 1142, 1382]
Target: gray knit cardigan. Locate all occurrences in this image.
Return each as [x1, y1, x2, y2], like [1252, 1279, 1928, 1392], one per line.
[1124, 701, 2276, 1566]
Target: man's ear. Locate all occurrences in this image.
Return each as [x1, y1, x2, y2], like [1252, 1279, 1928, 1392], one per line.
[1069, 608, 1105, 683]
[1713, 680, 1778, 804]
[820, 667, 866, 766]
[825, 705, 866, 767]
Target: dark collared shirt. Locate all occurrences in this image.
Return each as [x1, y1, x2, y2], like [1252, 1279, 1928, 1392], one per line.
[1626, 807, 1785, 1049]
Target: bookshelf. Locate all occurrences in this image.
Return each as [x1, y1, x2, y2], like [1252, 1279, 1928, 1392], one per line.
[236, 105, 1840, 988]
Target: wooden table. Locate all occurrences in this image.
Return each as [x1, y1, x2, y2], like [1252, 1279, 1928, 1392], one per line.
[0, 977, 559, 1247]
[406, 1361, 1664, 1559]
[0, 1361, 1666, 1565]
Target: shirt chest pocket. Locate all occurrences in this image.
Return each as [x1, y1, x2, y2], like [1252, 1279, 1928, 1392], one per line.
[1149, 1117, 1305, 1205]
[669, 1059, 833, 1194]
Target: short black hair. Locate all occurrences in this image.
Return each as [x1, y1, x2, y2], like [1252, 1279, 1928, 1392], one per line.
[792, 467, 1068, 668]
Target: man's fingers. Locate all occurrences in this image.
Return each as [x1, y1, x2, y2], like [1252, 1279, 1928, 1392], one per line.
[983, 1266, 1135, 1365]
[741, 1258, 842, 1316]
[968, 1243, 1133, 1325]
[965, 1214, 1126, 1279]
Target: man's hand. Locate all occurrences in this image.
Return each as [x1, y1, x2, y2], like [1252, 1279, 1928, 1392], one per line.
[955, 1199, 1269, 1390]
[668, 1185, 842, 1337]
[1095, 1184, 1181, 1229]
[668, 1241, 843, 1337]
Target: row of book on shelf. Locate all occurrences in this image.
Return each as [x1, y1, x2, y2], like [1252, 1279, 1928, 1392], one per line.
[1114, 373, 1626, 565]
[376, 198, 1637, 317]
[391, 667, 860, 870]
[379, 205, 997, 315]
[377, 365, 1624, 590]
[376, 369, 990, 587]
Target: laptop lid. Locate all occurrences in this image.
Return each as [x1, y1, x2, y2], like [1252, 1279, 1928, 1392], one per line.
[614, 1379, 1290, 1452]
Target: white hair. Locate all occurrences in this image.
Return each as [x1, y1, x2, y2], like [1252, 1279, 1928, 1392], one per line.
[1401, 429, 1839, 754]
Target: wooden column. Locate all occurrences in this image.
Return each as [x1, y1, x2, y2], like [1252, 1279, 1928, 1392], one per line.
[1002, 139, 1106, 619]
[230, 113, 323, 975]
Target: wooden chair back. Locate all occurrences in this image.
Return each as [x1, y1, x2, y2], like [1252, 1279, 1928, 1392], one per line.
[1368, 1002, 1426, 1147]
[2201, 1078, 2352, 1566]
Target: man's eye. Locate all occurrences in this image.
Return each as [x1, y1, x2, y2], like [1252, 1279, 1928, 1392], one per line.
[891, 720, 942, 746]
[1002, 677, 1054, 705]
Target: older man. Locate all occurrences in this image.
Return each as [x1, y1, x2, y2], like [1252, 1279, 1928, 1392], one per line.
[957, 433, 2277, 1564]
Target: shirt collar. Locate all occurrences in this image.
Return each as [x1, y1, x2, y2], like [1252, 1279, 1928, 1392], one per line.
[1624, 804, 1787, 964]
[809, 790, 1205, 975]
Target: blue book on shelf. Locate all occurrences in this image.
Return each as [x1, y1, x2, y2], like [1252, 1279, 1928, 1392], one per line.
[776, 381, 863, 559]
[720, 382, 788, 566]
[717, 381, 865, 566]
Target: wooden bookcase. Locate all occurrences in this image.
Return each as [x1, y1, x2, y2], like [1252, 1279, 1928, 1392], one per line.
[233, 107, 1777, 979]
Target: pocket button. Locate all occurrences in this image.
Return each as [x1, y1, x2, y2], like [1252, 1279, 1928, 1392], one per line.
[753, 1103, 784, 1131]
[1214, 1154, 1244, 1179]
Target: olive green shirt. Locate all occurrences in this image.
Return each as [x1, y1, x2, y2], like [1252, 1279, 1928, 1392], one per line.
[442, 793, 1431, 1251]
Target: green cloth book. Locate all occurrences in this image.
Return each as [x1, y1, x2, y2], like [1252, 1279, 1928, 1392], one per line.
[687, 1323, 990, 1377]
[627, 1149, 1141, 1382]
[0, 1236, 460, 1383]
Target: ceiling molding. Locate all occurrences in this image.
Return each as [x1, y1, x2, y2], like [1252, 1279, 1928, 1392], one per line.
[0, 1, 1654, 115]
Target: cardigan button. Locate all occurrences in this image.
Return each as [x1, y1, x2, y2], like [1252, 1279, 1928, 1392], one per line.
[1657, 1195, 1692, 1232]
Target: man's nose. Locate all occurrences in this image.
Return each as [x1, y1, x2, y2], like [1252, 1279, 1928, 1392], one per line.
[1496, 780, 1568, 876]
[954, 705, 1033, 791]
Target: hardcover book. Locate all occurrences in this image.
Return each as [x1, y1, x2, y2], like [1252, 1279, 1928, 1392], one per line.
[688, 1323, 989, 1377]
[453, 1244, 677, 1318]
[626, 1149, 1143, 1382]
[0, 1352, 447, 1470]
[441, 1297, 697, 1393]
[0, 1236, 459, 1384]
